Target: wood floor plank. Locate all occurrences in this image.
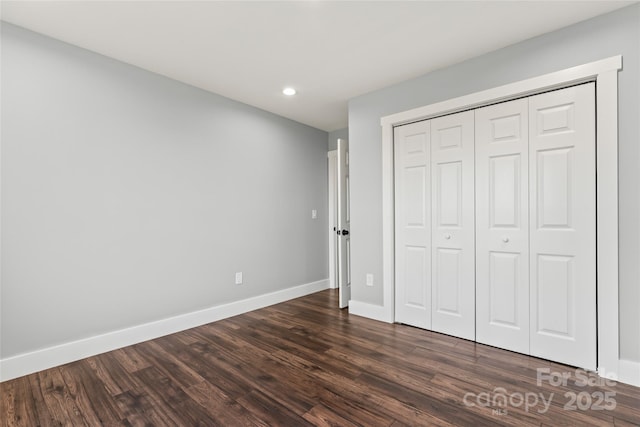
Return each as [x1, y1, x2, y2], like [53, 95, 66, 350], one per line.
[184, 380, 269, 427]
[25, 372, 55, 427]
[113, 390, 167, 427]
[355, 371, 508, 427]
[2, 289, 639, 426]
[0, 380, 17, 427]
[133, 366, 214, 426]
[85, 354, 128, 396]
[303, 403, 360, 427]
[111, 346, 151, 374]
[134, 340, 206, 389]
[236, 390, 314, 427]
[190, 336, 319, 416]
[60, 360, 125, 425]
[38, 367, 88, 426]
[181, 342, 256, 400]
[314, 386, 396, 427]
[304, 366, 457, 426]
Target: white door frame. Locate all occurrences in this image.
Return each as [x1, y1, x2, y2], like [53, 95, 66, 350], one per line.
[379, 56, 622, 379]
[328, 150, 338, 289]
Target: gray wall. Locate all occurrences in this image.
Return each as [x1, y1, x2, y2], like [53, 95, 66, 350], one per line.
[1, 23, 328, 359]
[348, 4, 640, 361]
[328, 128, 348, 151]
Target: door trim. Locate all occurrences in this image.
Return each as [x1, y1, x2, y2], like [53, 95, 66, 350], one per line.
[379, 56, 622, 379]
[328, 150, 338, 289]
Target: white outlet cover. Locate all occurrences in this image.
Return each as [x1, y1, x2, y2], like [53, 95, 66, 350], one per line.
[366, 274, 374, 287]
[235, 272, 243, 285]
[312, 209, 317, 219]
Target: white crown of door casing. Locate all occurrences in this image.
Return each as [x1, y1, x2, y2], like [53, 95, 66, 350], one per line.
[374, 56, 629, 384]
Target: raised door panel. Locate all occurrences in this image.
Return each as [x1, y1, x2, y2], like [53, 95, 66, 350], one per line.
[536, 255, 573, 337]
[490, 155, 520, 228]
[537, 148, 572, 229]
[436, 162, 462, 227]
[434, 248, 462, 315]
[404, 166, 427, 227]
[431, 110, 475, 340]
[394, 121, 431, 329]
[475, 98, 529, 354]
[529, 83, 596, 370]
[404, 246, 429, 308]
[489, 252, 520, 327]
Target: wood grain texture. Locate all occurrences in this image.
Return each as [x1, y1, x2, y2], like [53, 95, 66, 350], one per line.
[2, 289, 639, 426]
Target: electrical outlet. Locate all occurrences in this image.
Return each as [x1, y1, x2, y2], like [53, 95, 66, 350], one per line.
[311, 209, 317, 219]
[366, 274, 374, 287]
[235, 272, 243, 285]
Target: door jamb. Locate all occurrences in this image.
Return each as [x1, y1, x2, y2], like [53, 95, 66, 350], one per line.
[328, 150, 338, 289]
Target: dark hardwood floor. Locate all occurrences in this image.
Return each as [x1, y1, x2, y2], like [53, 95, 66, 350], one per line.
[2, 289, 639, 426]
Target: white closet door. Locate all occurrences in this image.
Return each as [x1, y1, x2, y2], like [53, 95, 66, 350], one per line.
[431, 111, 475, 340]
[394, 121, 432, 328]
[475, 99, 530, 354]
[529, 83, 596, 370]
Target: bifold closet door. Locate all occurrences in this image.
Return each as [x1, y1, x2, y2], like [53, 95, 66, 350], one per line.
[529, 83, 596, 370]
[394, 121, 432, 329]
[394, 84, 596, 368]
[475, 98, 530, 354]
[431, 111, 475, 340]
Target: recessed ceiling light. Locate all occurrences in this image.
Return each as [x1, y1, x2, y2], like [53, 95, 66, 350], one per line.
[282, 87, 296, 96]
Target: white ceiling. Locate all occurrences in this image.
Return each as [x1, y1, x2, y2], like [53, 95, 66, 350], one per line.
[1, 1, 635, 131]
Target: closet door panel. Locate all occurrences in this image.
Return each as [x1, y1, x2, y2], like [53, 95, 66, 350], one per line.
[529, 83, 596, 370]
[475, 98, 530, 354]
[431, 111, 475, 340]
[394, 121, 432, 329]
[435, 248, 462, 314]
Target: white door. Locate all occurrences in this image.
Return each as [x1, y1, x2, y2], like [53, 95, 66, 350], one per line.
[328, 150, 338, 289]
[394, 121, 432, 328]
[475, 98, 530, 354]
[529, 83, 596, 370]
[337, 138, 351, 308]
[430, 111, 475, 340]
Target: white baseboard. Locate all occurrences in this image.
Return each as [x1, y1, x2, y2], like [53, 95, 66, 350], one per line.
[618, 358, 640, 387]
[348, 300, 393, 323]
[0, 279, 329, 382]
